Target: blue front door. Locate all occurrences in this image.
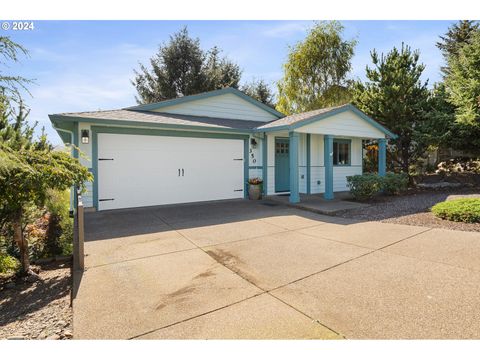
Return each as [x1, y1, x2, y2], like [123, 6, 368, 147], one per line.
[275, 138, 290, 192]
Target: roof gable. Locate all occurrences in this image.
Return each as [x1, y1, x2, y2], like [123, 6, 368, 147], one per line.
[127, 87, 284, 122]
[257, 104, 397, 139]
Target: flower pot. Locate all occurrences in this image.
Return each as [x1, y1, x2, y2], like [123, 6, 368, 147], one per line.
[248, 184, 262, 200]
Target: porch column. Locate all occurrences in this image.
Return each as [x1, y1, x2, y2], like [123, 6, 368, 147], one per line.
[262, 133, 268, 196]
[378, 138, 386, 177]
[324, 134, 334, 200]
[289, 131, 300, 203]
[306, 134, 311, 194]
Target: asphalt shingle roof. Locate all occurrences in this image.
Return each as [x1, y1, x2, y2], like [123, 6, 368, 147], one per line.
[57, 109, 265, 130]
[256, 104, 349, 130]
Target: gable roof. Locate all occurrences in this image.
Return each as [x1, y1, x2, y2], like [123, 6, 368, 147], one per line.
[126, 87, 285, 119]
[256, 103, 397, 139]
[49, 109, 264, 133]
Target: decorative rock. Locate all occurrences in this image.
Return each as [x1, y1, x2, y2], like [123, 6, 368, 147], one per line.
[64, 330, 73, 339]
[7, 335, 26, 340]
[46, 334, 61, 340]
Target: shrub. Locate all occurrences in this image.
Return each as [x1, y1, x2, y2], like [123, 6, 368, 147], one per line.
[0, 253, 20, 275]
[346, 174, 382, 200]
[431, 198, 480, 223]
[381, 173, 409, 195]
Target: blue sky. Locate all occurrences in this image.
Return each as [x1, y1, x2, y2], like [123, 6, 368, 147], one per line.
[4, 20, 454, 144]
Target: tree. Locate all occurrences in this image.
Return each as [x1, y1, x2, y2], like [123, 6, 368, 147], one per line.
[445, 30, 480, 127]
[0, 37, 32, 110]
[276, 21, 357, 115]
[132, 27, 241, 104]
[0, 114, 92, 273]
[352, 44, 430, 173]
[437, 20, 479, 76]
[241, 79, 275, 108]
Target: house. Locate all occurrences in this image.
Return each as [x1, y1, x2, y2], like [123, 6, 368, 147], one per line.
[49, 87, 396, 211]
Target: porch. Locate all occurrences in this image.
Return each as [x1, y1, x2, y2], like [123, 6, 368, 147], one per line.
[256, 104, 394, 204]
[266, 192, 370, 215]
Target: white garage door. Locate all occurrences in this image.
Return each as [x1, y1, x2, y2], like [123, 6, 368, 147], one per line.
[97, 133, 245, 211]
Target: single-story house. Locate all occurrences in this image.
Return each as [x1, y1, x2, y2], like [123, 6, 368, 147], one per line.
[49, 87, 396, 211]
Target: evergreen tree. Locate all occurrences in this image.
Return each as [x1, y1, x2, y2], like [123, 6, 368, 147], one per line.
[437, 20, 479, 75]
[241, 79, 275, 108]
[352, 44, 430, 173]
[132, 27, 241, 104]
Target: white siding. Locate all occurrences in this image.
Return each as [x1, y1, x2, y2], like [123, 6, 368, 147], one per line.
[155, 93, 278, 122]
[296, 110, 386, 139]
[333, 166, 362, 191]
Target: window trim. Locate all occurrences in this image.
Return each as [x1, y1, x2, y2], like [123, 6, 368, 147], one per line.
[333, 138, 352, 167]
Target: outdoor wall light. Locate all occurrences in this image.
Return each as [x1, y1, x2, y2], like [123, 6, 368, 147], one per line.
[81, 129, 89, 144]
[250, 138, 258, 148]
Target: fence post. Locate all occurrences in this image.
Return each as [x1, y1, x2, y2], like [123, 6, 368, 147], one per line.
[73, 189, 85, 271]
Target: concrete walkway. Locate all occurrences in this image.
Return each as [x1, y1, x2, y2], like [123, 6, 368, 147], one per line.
[73, 199, 480, 339]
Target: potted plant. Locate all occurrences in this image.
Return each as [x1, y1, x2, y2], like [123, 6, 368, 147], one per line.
[248, 178, 263, 200]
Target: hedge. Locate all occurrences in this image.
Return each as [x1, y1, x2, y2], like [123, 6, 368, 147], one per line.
[431, 198, 480, 223]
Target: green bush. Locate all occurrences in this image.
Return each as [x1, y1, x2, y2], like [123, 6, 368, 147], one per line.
[381, 173, 409, 195]
[0, 252, 20, 275]
[431, 198, 480, 223]
[44, 189, 73, 257]
[346, 174, 382, 200]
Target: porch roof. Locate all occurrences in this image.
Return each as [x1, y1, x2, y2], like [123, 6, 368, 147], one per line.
[256, 103, 397, 139]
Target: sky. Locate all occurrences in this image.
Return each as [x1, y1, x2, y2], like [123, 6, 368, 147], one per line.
[4, 20, 454, 145]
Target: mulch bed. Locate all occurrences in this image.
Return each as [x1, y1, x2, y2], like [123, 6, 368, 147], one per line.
[337, 187, 480, 232]
[0, 260, 73, 340]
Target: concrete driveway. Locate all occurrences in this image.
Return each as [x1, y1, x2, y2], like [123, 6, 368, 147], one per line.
[74, 199, 480, 339]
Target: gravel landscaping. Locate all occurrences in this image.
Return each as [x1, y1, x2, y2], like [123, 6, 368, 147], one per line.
[337, 187, 480, 232]
[0, 260, 72, 340]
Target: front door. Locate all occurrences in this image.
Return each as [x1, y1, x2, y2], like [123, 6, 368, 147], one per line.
[275, 138, 290, 192]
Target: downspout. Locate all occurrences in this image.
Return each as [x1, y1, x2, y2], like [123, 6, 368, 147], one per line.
[52, 124, 76, 215]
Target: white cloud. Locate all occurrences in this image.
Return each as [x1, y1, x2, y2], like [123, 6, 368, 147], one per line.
[261, 21, 310, 38]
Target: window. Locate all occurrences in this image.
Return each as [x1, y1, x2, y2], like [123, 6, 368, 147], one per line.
[333, 139, 350, 165]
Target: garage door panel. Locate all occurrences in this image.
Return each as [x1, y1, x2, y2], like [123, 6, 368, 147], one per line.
[97, 133, 244, 210]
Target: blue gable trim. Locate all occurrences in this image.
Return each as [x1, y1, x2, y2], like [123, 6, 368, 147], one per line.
[256, 104, 397, 139]
[126, 87, 284, 119]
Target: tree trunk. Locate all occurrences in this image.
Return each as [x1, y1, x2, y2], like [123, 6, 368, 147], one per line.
[12, 209, 29, 273]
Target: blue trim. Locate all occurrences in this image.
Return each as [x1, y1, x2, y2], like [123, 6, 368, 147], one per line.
[49, 114, 254, 135]
[333, 138, 352, 166]
[73, 122, 79, 209]
[262, 133, 268, 195]
[306, 134, 311, 194]
[244, 138, 249, 199]
[324, 135, 334, 200]
[378, 138, 387, 176]
[256, 104, 397, 139]
[289, 132, 300, 203]
[91, 126, 249, 210]
[126, 87, 284, 119]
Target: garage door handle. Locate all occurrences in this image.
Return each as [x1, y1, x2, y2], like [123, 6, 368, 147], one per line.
[99, 158, 114, 161]
[233, 158, 243, 161]
[178, 168, 180, 176]
[182, 168, 184, 176]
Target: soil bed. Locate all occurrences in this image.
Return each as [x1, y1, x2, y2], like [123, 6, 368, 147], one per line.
[337, 187, 480, 232]
[0, 260, 72, 340]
